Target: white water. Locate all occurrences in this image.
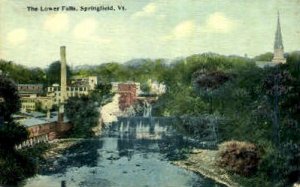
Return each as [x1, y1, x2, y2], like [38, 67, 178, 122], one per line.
[143, 101, 152, 117]
[100, 94, 121, 124]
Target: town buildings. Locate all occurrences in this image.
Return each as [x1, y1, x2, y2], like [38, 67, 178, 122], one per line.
[47, 76, 97, 105]
[17, 84, 43, 96]
[18, 78, 98, 112]
[15, 112, 71, 148]
[15, 46, 73, 147]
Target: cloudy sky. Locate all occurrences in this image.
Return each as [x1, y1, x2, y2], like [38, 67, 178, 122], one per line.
[0, 0, 299, 68]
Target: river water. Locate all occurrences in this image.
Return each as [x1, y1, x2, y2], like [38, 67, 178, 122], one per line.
[23, 117, 222, 187]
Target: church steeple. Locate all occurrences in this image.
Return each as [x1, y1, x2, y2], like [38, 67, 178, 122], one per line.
[274, 11, 283, 50]
[272, 11, 286, 64]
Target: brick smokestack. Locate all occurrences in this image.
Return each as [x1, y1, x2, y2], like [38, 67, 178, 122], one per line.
[58, 46, 67, 122]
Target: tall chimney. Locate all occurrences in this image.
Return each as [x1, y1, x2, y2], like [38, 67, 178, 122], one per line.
[58, 46, 67, 122]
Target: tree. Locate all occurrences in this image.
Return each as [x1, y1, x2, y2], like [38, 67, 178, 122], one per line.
[286, 51, 300, 79]
[254, 52, 274, 61]
[0, 75, 27, 146]
[263, 68, 293, 147]
[0, 75, 21, 121]
[192, 70, 231, 113]
[46, 61, 72, 86]
[89, 82, 112, 104]
[65, 96, 99, 137]
[0, 75, 34, 185]
[0, 60, 46, 84]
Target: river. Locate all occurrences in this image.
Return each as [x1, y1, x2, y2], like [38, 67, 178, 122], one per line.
[23, 117, 223, 187]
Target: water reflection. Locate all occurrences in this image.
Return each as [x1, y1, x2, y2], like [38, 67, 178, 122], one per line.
[24, 117, 223, 187]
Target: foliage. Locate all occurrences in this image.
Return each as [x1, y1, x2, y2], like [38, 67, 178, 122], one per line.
[263, 69, 293, 97]
[192, 70, 231, 113]
[0, 75, 21, 121]
[19, 142, 50, 161]
[217, 141, 260, 176]
[253, 52, 274, 61]
[46, 61, 72, 86]
[254, 141, 300, 186]
[65, 96, 99, 137]
[0, 121, 28, 149]
[90, 82, 112, 102]
[149, 52, 299, 186]
[0, 151, 35, 185]
[65, 83, 112, 137]
[173, 115, 223, 142]
[0, 60, 46, 84]
[73, 59, 168, 84]
[286, 51, 300, 79]
[0, 76, 34, 185]
[192, 70, 231, 91]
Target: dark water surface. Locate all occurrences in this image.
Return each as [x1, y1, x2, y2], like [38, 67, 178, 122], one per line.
[24, 117, 222, 187]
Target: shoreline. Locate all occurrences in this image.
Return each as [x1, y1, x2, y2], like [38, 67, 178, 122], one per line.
[43, 138, 83, 159]
[173, 149, 239, 187]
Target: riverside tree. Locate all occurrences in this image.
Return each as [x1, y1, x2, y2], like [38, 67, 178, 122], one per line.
[0, 75, 34, 185]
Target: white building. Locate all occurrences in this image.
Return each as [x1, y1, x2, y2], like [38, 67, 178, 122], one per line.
[150, 81, 166, 95]
[147, 79, 166, 95]
[71, 76, 98, 90]
[46, 76, 98, 105]
[47, 84, 90, 105]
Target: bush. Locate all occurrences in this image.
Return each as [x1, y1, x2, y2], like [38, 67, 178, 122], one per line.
[217, 140, 260, 176]
[0, 151, 35, 185]
[65, 96, 100, 138]
[0, 122, 28, 149]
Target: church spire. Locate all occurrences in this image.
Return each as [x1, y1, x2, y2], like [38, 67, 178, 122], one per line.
[272, 11, 286, 64]
[274, 11, 283, 50]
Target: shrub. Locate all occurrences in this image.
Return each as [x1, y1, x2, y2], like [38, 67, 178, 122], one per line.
[0, 151, 35, 185]
[217, 140, 260, 176]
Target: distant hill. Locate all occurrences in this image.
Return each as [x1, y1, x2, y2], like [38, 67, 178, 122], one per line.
[73, 64, 96, 71]
[124, 58, 150, 67]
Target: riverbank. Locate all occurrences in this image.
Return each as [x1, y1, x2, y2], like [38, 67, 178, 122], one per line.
[43, 138, 83, 159]
[173, 149, 239, 187]
[35, 138, 104, 175]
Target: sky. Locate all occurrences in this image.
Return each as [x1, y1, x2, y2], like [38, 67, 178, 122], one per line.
[0, 0, 299, 68]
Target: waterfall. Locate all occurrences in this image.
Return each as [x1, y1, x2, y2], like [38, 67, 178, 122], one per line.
[143, 101, 152, 117]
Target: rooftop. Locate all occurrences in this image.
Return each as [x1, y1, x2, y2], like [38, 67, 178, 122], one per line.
[17, 84, 43, 86]
[19, 118, 49, 127]
[15, 111, 69, 127]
